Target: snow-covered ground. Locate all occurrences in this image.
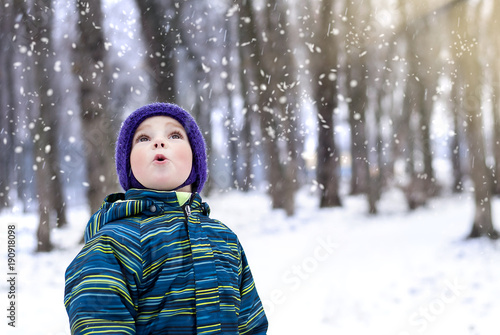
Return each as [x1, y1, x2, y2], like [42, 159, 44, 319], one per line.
[1, 188, 499, 335]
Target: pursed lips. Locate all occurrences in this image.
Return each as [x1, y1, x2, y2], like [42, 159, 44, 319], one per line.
[153, 154, 168, 163]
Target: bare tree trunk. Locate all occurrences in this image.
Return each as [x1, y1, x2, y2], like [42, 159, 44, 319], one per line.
[222, 17, 239, 189]
[452, 3, 498, 239]
[406, 85, 423, 210]
[418, 23, 443, 199]
[347, 79, 369, 196]
[190, 95, 213, 195]
[27, 0, 69, 250]
[493, 81, 500, 195]
[0, 1, 16, 210]
[414, 75, 439, 201]
[134, 0, 179, 103]
[344, 0, 370, 196]
[32, 113, 55, 251]
[489, 0, 500, 195]
[240, 109, 254, 192]
[35, 180, 53, 252]
[226, 103, 239, 189]
[398, 22, 439, 210]
[307, 0, 342, 208]
[235, 9, 255, 192]
[259, 0, 302, 216]
[368, 92, 385, 215]
[450, 78, 465, 193]
[418, 89, 436, 192]
[75, 0, 119, 214]
[315, 101, 342, 208]
[187, 63, 213, 195]
[366, 30, 399, 214]
[394, 68, 414, 175]
[10, 0, 36, 214]
[237, 0, 298, 215]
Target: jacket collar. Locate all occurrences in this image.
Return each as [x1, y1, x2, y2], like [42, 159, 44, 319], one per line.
[85, 190, 206, 242]
[125, 188, 189, 204]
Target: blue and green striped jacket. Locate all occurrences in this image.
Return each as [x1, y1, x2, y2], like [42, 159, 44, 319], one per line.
[64, 189, 268, 334]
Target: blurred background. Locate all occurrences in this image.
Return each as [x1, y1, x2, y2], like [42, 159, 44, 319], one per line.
[0, 0, 500, 333]
[1, 0, 498, 249]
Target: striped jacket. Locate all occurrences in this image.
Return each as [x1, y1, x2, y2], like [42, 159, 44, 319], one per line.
[64, 189, 268, 334]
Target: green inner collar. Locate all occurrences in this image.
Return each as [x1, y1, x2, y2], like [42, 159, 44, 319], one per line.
[176, 192, 192, 206]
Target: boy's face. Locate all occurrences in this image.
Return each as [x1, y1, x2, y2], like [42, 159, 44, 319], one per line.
[130, 116, 193, 192]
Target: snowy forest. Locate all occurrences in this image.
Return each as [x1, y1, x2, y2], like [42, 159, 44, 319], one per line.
[1, 0, 500, 333]
[1, 0, 499, 250]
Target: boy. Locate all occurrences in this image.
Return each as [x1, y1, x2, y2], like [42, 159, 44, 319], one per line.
[64, 103, 268, 334]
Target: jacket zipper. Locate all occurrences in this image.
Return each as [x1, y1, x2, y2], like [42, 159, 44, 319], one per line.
[182, 193, 195, 219]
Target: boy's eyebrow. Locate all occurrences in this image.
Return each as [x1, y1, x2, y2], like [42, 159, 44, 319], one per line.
[163, 120, 187, 132]
[133, 124, 151, 140]
[134, 120, 186, 136]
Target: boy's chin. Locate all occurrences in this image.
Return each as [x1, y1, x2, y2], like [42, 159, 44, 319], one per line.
[145, 184, 192, 193]
[175, 185, 192, 193]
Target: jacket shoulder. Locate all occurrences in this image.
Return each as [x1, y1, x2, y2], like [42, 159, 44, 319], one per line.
[85, 196, 148, 242]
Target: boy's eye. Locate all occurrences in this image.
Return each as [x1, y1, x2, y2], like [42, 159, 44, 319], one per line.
[169, 132, 183, 140]
[136, 135, 150, 143]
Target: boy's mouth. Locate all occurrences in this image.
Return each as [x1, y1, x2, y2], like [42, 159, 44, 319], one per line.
[154, 154, 167, 162]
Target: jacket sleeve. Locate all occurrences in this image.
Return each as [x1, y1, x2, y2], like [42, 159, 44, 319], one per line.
[64, 230, 140, 335]
[238, 246, 268, 335]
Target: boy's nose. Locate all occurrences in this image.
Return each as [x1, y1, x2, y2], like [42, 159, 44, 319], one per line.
[154, 140, 165, 148]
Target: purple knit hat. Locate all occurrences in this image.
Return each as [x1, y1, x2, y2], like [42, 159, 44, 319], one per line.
[115, 102, 207, 193]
